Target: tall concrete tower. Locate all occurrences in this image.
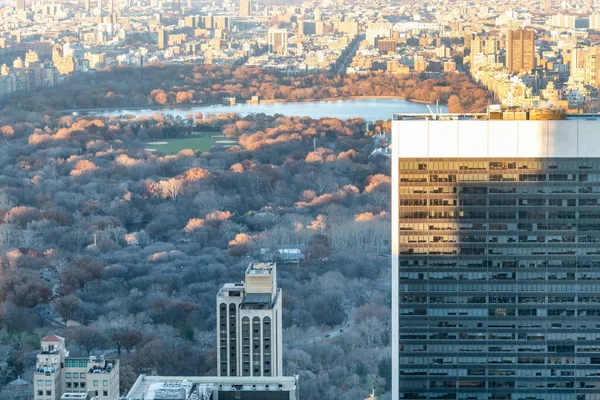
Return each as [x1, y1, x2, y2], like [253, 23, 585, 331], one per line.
[217, 262, 283, 378]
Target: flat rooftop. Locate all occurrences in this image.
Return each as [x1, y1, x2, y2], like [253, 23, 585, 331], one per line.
[247, 262, 274, 275]
[392, 115, 600, 159]
[126, 375, 299, 400]
[392, 112, 600, 121]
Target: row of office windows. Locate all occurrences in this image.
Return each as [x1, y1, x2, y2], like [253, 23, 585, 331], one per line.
[399, 198, 600, 206]
[398, 160, 600, 171]
[400, 174, 600, 183]
[400, 186, 600, 194]
[400, 248, 600, 256]
[398, 210, 600, 219]
[398, 259, 600, 267]
[399, 308, 600, 317]
[398, 393, 600, 400]
[399, 235, 600, 243]
[401, 295, 600, 303]
[399, 272, 600, 280]
[399, 223, 598, 231]
[398, 283, 600, 292]
[402, 345, 600, 353]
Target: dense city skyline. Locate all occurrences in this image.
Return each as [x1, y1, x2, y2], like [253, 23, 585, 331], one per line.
[4, 0, 600, 399]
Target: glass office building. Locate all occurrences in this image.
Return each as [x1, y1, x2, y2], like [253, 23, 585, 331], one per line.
[391, 110, 600, 400]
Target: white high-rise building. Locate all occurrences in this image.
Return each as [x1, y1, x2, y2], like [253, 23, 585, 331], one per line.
[217, 262, 283, 378]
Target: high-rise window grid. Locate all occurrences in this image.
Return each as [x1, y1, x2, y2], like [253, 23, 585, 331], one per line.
[397, 157, 600, 400]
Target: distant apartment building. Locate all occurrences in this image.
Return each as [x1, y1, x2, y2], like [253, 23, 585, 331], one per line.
[333, 20, 359, 36]
[377, 38, 399, 54]
[84, 52, 105, 70]
[268, 28, 288, 55]
[583, 47, 600, 87]
[548, 13, 587, 29]
[24, 50, 39, 68]
[0, 70, 17, 96]
[34, 335, 120, 400]
[387, 60, 410, 75]
[590, 14, 600, 30]
[413, 56, 428, 72]
[184, 15, 230, 30]
[52, 44, 89, 75]
[157, 27, 168, 49]
[507, 29, 535, 73]
[239, 0, 252, 17]
[298, 21, 324, 36]
[217, 262, 283, 378]
[443, 59, 456, 72]
[366, 23, 392, 47]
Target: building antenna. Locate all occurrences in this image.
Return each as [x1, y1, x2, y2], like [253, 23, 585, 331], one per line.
[427, 104, 436, 119]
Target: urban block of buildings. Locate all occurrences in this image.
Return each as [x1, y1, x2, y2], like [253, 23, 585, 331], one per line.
[125, 261, 297, 400]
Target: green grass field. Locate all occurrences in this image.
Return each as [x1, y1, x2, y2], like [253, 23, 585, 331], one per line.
[144, 135, 237, 154]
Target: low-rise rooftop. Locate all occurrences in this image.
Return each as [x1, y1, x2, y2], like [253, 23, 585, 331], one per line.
[126, 375, 299, 400]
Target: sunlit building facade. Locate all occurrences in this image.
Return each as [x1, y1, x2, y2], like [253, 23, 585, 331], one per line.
[392, 108, 600, 400]
[217, 262, 283, 378]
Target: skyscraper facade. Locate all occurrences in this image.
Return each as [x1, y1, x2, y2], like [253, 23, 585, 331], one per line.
[239, 0, 252, 17]
[392, 108, 600, 400]
[268, 28, 288, 55]
[217, 262, 283, 378]
[507, 29, 536, 73]
[157, 27, 168, 49]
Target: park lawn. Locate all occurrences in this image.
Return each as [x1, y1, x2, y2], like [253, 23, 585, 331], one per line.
[144, 135, 236, 154]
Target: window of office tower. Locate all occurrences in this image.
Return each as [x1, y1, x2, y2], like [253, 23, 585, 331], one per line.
[391, 109, 600, 400]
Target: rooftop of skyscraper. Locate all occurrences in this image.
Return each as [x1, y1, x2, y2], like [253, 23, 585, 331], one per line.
[246, 262, 274, 275]
[393, 105, 600, 121]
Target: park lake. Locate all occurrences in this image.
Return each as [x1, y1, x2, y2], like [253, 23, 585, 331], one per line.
[93, 98, 447, 154]
[95, 97, 448, 121]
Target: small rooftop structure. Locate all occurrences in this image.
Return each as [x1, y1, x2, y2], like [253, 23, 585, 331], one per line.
[60, 393, 89, 399]
[8, 377, 31, 387]
[246, 262, 273, 275]
[245, 262, 277, 298]
[41, 334, 65, 343]
[5, 376, 33, 400]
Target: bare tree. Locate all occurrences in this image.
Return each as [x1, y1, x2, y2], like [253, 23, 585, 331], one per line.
[52, 258, 69, 276]
[52, 295, 83, 326]
[0, 224, 16, 250]
[354, 316, 386, 347]
[160, 179, 184, 202]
